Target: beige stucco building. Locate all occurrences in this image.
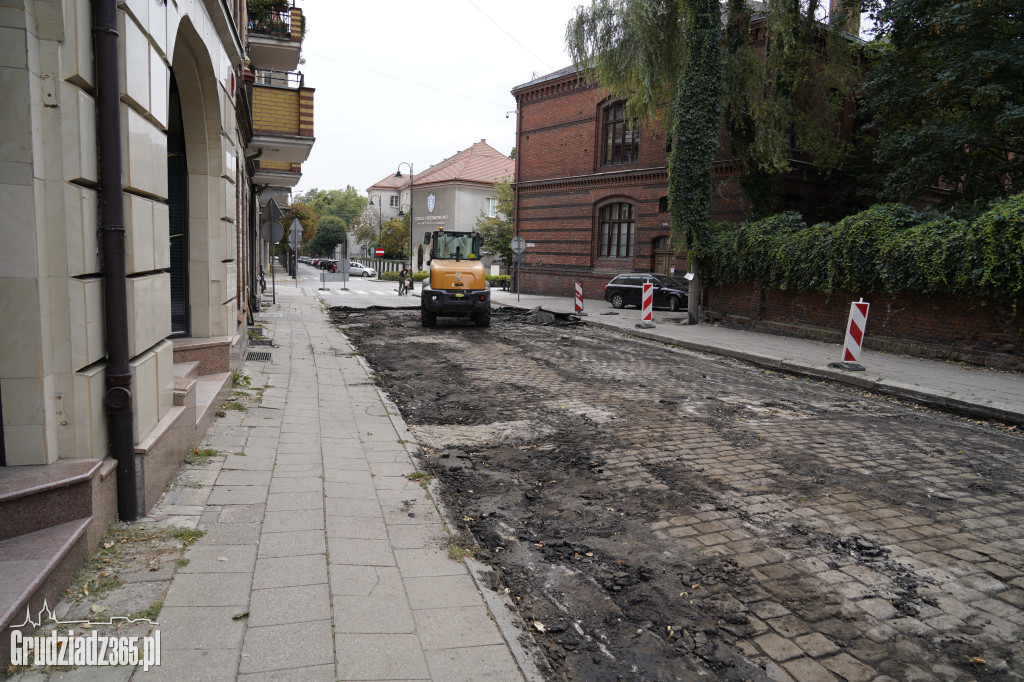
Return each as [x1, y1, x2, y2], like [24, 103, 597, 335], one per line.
[360, 140, 514, 269]
[0, 0, 314, 648]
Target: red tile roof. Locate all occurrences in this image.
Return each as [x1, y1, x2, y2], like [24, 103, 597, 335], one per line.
[414, 140, 514, 187]
[366, 140, 514, 194]
[366, 172, 406, 193]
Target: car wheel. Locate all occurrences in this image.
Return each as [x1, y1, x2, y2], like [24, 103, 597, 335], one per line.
[669, 295, 681, 312]
[610, 293, 625, 309]
[361, 271, 369, 277]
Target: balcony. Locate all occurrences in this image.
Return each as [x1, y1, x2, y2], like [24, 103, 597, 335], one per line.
[252, 160, 303, 188]
[247, 2, 303, 72]
[246, 68, 315, 172]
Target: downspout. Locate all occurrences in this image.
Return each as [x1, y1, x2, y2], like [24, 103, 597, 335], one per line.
[93, 0, 138, 520]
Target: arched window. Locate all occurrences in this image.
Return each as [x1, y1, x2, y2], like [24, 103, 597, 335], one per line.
[598, 202, 635, 258]
[602, 102, 639, 165]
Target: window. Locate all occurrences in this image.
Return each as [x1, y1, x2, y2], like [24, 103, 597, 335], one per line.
[389, 196, 399, 208]
[598, 202, 635, 258]
[603, 102, 639, 165]
[485, 197, 497, 218]
[658, 197, 668, 213]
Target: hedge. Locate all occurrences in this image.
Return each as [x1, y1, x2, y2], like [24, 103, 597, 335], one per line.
[701, 194, 1024, 301]
[381, 271, 428, 282]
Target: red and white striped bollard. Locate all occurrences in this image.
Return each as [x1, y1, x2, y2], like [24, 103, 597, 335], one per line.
[574, 281, 584, 313]
[842, 298, 870, 365]
[641, 282, 653, 322]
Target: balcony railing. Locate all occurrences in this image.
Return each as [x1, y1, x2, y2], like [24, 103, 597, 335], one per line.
[253, 68, 305, 89]
[247, 2, 302, 42]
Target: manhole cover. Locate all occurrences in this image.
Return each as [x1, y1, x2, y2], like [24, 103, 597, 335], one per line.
[246, 351, 273, 362]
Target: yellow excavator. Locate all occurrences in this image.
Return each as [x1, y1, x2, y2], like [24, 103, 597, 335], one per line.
[420, 229, 490, 327]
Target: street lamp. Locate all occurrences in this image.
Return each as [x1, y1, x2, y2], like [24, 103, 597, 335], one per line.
[368, 194, 383, 251]
[395, 162, 413, 269]
[396, 202, 412, 267]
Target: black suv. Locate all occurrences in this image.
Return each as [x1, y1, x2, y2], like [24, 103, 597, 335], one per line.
[603, 273, 689, 311]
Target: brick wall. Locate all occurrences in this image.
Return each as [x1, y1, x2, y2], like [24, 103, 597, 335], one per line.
[298, 87, 314, 137]
[705, 283, 1024, 369]
[252, 86, 299, 135]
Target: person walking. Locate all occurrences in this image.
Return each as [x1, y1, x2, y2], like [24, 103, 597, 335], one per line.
[399, 265, 412, 295]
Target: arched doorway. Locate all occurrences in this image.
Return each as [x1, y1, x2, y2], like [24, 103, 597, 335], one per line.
[653, 236, 673, 275]
[167, 73, 189, 336]
[169, 19, 225, 338]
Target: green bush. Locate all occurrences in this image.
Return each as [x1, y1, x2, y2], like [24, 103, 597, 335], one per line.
[701, 194, 1024, 301]
[486, 275, 510, 286]
[381, 271, 428, 282]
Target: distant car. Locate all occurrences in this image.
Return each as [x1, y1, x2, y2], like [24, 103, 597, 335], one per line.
[346, 262, 376, 277]
[603, 273, 688, 311]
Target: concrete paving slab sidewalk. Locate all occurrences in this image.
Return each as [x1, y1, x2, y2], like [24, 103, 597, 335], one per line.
[90, 286, 534, 681]
[491, 289, 1024, 427]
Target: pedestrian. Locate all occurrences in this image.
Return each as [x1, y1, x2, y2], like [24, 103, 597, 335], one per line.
[399, 265, 412, 295]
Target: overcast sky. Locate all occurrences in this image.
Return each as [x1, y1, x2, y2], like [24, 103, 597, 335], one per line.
[294, 0, 586, 197]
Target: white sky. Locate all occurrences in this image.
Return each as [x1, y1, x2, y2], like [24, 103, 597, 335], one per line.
[294, 0, 586, 197]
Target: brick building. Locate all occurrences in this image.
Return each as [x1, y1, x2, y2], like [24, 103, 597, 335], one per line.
[510, 33, 836, 300]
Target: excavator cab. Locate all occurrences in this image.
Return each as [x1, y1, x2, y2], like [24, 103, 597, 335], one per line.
[420, 230, 490, 327]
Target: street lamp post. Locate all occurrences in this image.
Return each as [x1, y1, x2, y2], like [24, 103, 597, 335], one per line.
[395, 162, 413, 269]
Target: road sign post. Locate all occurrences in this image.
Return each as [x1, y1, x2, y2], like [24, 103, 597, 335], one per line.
[260, 199, 285, 304]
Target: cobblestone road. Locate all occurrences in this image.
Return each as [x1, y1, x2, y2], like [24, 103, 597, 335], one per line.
[341, 308, 1024, 681]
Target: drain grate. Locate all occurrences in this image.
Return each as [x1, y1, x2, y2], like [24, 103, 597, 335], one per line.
[246, 351, 273, 362]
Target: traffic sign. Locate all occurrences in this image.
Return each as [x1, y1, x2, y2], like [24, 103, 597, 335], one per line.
[288, 217, 303, 250]
[511, 236, 526, 253]
[260, 198, 285, 242]
[375, 247, 385, 256]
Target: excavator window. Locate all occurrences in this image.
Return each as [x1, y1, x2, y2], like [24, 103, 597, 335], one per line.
[434, 233, 482, 260]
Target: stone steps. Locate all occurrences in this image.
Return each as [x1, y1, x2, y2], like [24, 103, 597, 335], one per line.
[0, 459, 118, 663]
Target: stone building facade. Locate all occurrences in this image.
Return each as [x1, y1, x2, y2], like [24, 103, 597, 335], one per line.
[0, 0, 315, 645]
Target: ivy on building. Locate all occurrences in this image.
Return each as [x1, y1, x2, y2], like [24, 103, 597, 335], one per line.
[699, 194, 1024, 304]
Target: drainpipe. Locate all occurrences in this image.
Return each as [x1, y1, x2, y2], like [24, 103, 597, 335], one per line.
[93, 0, 138, 520]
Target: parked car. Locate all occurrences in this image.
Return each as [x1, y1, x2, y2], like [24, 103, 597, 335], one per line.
[319, 259, 336, 271]
[346, 262, 376, 277]
[603, 273, 688, 311]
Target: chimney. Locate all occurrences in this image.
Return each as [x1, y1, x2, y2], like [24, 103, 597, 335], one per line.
[829, 0, 860, 36]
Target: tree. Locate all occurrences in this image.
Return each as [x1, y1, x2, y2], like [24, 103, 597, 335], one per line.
[352, 211, 380, 247]
[568, 0, 716, 322]
[308, 214, 346, 257]
[294, 186, 368, 226]
[862, 0, 1024, 208]
[475, 178, 514, 268]
[378, 216, 409, 259]
[568, 0, 862, 320]
[284, 202, 317, 249]
[723, 0, 861, 220]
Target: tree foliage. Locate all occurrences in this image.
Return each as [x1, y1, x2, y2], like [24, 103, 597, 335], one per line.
[699, 193, 1024, 302]
[474, 178, 514, 267]
[862, 0, 1024, 208]
[723, 0, 861, 220]
[378, 216, 409, 259]
[566, 0, 686, 129]
[293, 186, 368, 256]
[308, 214, 346, 257]
[283, 202, 317, 248]
[293, 186, 367, 228]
